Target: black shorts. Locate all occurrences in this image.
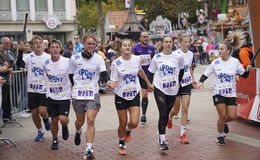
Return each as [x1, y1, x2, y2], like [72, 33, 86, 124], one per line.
[47, 97, 70, 117]
[177, 84, 192, 96]
[115, 93, 140, 110]
[28, 92, 47, 110]
[139, 78, 148, 89]
[213, 95, 237, 106]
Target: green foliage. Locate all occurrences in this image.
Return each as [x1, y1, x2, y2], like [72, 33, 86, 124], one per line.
[144, 0, 203, 25]
[77, 0, 126, 30]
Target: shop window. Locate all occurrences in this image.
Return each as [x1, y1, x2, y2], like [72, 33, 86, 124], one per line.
[53, 0, 65, 11]
[35, 0, 47, 11]
[0, 0, 10, 10]
[17, 0, 29, 11]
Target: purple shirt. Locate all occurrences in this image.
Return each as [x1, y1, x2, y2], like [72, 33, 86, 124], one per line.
[132, 43, 156, 77]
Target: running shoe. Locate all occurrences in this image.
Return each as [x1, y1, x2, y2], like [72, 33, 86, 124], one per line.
[34, 131, 44, 141]
[159, 140, 169, 151]
[180, 134, 189, 144]
[44, 118, 51, 131]
[173, 115, 179, 119]
[141, 115, 147, 123]
[224, 124, 229, 134]
[62, 125, 69, 140]
[167, 119, 173, 129]
[216, 137, 225, 146]
[84, 149, 95, 160]
[51, 139, 59, 150]
[118, 140, 127, 155]
[124, 130, 131, 142]
[74, 130, 82, 146]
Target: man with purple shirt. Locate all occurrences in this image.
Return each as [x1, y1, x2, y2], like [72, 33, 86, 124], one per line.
[132, 32, 156, 124]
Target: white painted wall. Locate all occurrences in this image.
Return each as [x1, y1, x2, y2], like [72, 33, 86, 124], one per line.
[10, 0, 17, 21]
[29, 0, 36, 21]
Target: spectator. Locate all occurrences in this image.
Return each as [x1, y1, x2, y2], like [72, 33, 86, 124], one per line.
[63, 41, 73, 58]
[73, 35, 84, 55]
[43, 40, 49, 54]
[11, 41, 19, 57]
[0, 37, 13, 122]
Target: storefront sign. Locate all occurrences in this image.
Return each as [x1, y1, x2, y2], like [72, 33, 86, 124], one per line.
[46, 17, 58, 29]
[42, 16, 61, 30]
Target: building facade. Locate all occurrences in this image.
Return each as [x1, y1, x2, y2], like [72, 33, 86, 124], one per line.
[0, 0, 77, 44]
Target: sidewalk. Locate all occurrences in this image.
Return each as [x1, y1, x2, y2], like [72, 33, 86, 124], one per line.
[1, 125, 259, 160]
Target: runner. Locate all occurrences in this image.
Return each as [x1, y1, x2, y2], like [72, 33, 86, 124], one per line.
[148, 36, 184, 150]
[132, 32, 156, 124]
[108, 39, 153, 155]
[167, 35, 195, 144]
[43, 40, 71, 150]
[195, 32, 251, 145]
[17, 36, 51, 141]
[69, 34, 110, 159]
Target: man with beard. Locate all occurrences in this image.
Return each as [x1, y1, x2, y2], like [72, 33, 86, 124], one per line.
[132, 32, 156, 124]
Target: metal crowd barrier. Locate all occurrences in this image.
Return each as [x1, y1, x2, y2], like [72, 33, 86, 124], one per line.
[0, 86, 17, 147]
[2, 70, 28, 128]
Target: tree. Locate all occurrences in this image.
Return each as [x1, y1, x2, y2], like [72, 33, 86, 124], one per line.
[97, 0, 105, 42]
[144, 0, 203, 28]
[77, 0, 125, 36]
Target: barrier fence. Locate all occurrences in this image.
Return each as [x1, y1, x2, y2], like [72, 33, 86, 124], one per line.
[2, 70, 27, 128]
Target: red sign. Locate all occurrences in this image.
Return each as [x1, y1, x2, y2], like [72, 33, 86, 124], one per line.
[236, 69, 256, 119]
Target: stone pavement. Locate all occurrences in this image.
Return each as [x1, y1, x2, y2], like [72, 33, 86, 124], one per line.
[0, 65, 260, 160]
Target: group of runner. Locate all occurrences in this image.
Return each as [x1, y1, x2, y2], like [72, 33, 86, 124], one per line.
[16, 31, 251, 159]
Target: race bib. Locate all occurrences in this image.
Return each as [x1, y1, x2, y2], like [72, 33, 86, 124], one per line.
[28, 80, 46, 92]
[161, 75, 178, 90]
[139, 54, 151, 66]
[216, 83, 233, 97]
[77, 85, 94, 100]
[181, 71, 192, 87]
[122, 85, 138, 100]
[48, 82, 63, 96]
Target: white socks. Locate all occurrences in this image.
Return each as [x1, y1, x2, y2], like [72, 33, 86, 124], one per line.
[76, 128, 82, 134]
[159, 134, 166, 143]
[38, 128, 44, 133]
[181, 126, 187, 136]
[86, 143, 93, 151]
[217, 132, 225, 137]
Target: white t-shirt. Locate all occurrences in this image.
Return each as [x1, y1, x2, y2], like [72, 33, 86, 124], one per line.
[24, 52, 50, 94]
[69, 53, 106, 100]
[43, 56, 71, 100]
[110, 55, 142, 100]
[148, 51, 184, 95]
[174, 49, 194, 87]
[203, 57, 245, 97]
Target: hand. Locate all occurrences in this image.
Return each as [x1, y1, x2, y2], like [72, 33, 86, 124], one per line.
[0, 76, 6, 85]
[7, 68, 13, 74]
[192, 81, 197, 88]
[194, 82, 204, 89]
[0, 65, 8, 72]
[147, 83, 154, 92]
[235, 75, 240, 82]
[246, 65, 252, 72]
[107, 80, 115, 90]
[140, 57, 145, 63]
[3, 61, 9, 67]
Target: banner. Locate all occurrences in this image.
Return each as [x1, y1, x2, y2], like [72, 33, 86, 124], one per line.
[236, 69, 256, 120]
[249, 68, 260, 122]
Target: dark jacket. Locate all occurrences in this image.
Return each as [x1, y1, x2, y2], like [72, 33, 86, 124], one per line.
[0, 49, 12, 85]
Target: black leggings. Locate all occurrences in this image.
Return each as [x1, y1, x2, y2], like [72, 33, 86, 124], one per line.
[154, 87, 176, 134]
